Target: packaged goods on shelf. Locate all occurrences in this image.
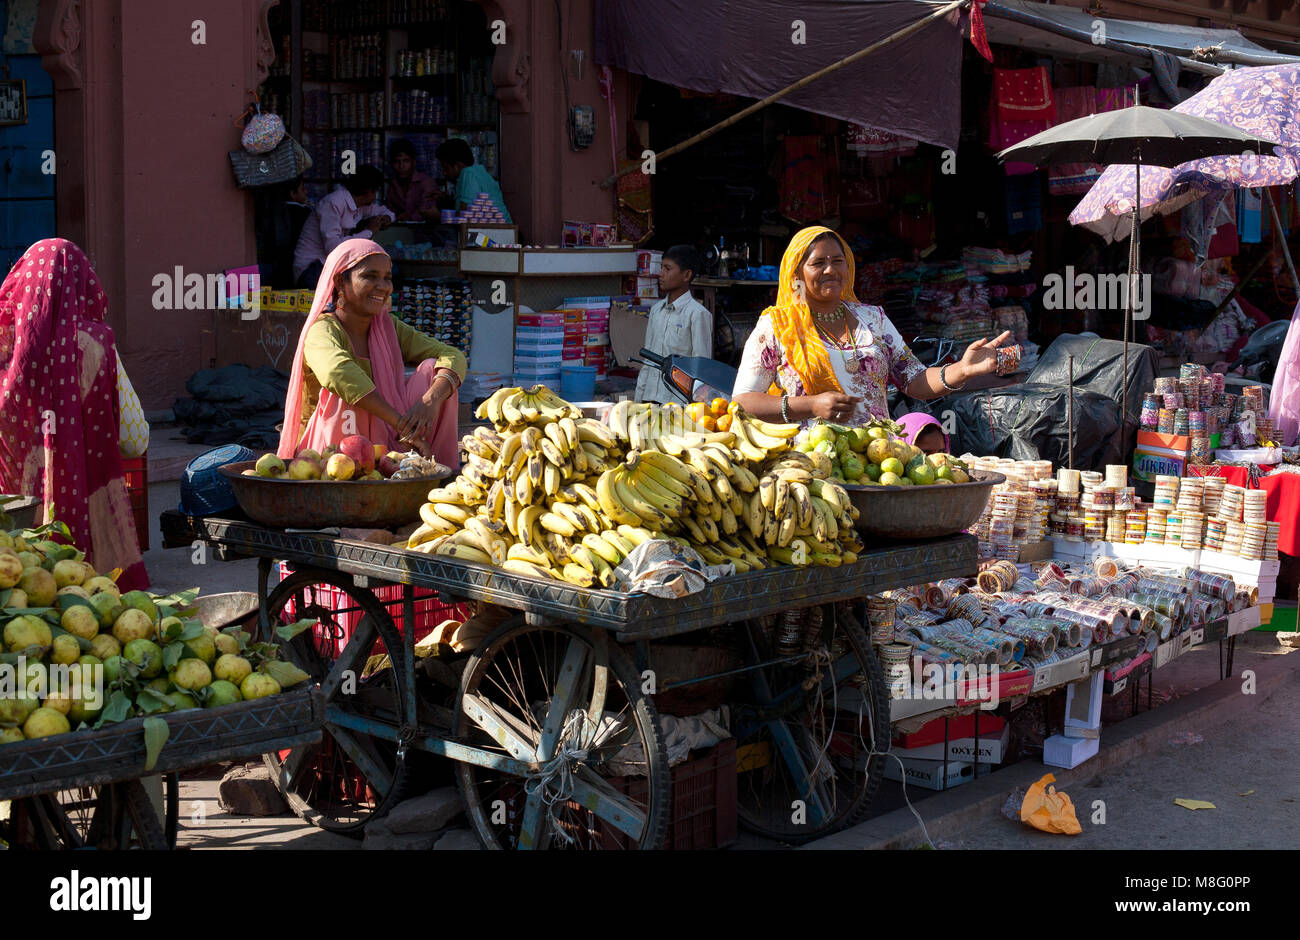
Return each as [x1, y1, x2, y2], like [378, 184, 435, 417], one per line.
[391, 278, 472, 352]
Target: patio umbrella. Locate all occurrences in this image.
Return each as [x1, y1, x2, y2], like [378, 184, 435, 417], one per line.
[998, 106, 1279, 428]
[1070, 66, 1300, 243]
[1070, 65, 1300, 305]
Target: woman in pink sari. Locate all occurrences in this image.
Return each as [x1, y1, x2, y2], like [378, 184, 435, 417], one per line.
[278, 238, 464, 466]
[0, 238, 149, 589]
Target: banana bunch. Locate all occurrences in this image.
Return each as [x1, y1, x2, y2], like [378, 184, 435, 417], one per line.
[744, 451, 865, 568]
[604, 398, 800, 463]
[403, 386, 859, 583]
[475, 385, 583, 429]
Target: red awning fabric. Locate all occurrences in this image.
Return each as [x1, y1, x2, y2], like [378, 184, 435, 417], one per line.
[594, 0, 966, 150]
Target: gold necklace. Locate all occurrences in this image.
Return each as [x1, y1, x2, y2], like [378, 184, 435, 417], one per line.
[815, 313, 863, 374]
[811, 302, 846, 323]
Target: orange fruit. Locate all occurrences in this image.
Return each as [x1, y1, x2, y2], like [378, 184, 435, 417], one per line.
[716, 413, 733, 432]
[686, 402, 708, 423]
[698, 415, 718, 431]
[709, 397, 729, 416]
[727, 400, 744, 417]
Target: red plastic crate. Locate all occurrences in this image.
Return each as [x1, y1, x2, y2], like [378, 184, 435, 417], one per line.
[121, 455, 149, 552]
[600, 738, 737, 850]
[274, 562, 472, 656]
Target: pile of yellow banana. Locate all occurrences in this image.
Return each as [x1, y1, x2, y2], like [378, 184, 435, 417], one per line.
[400, 386, 865, 587]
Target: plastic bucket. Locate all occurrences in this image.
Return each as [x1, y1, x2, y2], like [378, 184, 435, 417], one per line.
[560, 365, 597, 402]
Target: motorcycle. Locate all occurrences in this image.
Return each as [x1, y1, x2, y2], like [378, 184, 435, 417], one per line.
[632, 348, 737, 405]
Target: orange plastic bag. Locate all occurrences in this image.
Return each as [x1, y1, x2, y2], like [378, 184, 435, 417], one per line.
[1020, 773, 1082, 835]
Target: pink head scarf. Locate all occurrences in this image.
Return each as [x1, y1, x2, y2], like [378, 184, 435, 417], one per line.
[0, 238, 148, 589]
[278, 238, 409, 459]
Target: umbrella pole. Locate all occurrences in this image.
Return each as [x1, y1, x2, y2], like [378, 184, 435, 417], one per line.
[1068, 354, 1075, 471]
[1263, 188, 1300, 297]
[1122, 162, 1140, 434]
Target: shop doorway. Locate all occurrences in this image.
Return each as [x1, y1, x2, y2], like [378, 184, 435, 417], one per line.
[0, 0, 55, 273]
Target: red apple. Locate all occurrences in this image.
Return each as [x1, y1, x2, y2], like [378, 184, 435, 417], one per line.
[339, 435, 375, 474]
[378, 456, 400, 478]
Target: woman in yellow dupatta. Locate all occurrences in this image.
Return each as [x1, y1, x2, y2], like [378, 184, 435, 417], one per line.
[732, 226, 1010, 425]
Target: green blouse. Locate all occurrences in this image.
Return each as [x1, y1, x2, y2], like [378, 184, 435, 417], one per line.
[299, 313, 467, 438]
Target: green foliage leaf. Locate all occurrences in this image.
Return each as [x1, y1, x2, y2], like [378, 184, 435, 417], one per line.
[276, 618, 317, 641]
[95, 689, 133, 728]
[56, 594, 98, 614]
[152, 588, 200, 610]
[135, 688, 169, 715]
[47, 545, 77, 563]
[0, 588, 10, 608]
[142, 716, 170, 771]
[179, 621, 205, 641]
[162, 641, 186, 672]
[261, 659, 310, 688]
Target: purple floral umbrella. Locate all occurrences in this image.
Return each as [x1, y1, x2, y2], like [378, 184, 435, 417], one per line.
[1071, 65, 1300, 241]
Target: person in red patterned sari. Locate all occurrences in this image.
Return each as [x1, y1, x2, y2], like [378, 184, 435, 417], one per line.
[0, 238, 148, 589]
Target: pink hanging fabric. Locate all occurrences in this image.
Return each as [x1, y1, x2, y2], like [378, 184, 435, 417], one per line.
[1269, 301, 1300, 446]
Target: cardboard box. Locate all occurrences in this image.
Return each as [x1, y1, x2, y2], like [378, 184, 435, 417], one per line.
[1227, 606, 1261, 637]
[636, 276, 660, 300]
[882, 755, 976, 791]
[1043, 733, 1100, 769]
[892, 714, 1006, 750]
[517, 314, 564, 327]
[637, 249, 663, 276]
[1133, 431, 1191, 483]
[1063, 672, 1104, 738]
[893, 727, 1010, 764]
[1030, 651, 1090, 692]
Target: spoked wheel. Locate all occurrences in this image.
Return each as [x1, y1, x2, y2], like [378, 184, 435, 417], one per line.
[260, 569, 411, 835]
[8, 777, 174, 849]
[455, 620, 670, 850]
[730, 603, 889, 844]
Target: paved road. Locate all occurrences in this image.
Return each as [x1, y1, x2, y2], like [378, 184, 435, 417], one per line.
[943, 664, 1300, 849]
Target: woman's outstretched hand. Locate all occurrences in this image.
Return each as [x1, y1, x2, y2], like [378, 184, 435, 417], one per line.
[959, 330, 1013, 378]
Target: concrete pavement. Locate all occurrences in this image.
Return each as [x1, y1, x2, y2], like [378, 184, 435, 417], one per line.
[807, 632, 1297, 850]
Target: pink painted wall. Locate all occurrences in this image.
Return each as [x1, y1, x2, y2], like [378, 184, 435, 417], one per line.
[116, 1, 262, 409]
[492, 0, 633, 245]
[53, 0, 625, 408]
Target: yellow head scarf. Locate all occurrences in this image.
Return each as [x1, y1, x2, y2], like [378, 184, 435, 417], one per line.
[766, 226, 860, 396]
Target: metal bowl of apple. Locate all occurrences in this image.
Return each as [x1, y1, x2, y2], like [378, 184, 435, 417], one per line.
[218, 453, 452, 530]
[840, 469, 1005, 540]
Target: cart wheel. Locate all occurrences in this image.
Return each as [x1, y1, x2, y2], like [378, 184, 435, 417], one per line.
[730, 604, 889, 844]
[261, 569, 411, 835]
[455, 620, 670, 849]
[9, 776, 176, 850]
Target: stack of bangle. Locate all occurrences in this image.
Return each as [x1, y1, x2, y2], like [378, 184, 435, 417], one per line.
[433, 368, 461, 396]
[780, 393, 791, 423]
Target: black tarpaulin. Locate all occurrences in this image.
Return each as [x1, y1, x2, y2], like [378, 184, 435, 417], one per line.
[594, 0, 965, 150]
[950, 384, 1125, 471]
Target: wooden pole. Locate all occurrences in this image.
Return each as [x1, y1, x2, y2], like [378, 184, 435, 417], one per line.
[598, 0, 970, 189]
[1213, 249, 1271, 315]
[1068, 354, 1075, 471]
[1264, 187, 1300, 296]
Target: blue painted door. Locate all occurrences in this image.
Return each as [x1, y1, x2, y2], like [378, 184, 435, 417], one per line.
[0, 0, 55, 275]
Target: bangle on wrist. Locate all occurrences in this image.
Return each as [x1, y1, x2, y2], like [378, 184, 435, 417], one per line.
[939, 364, 962, 393]
[780, 393, 791, 423]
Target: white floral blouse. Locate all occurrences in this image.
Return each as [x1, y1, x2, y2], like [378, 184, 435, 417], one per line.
[733, 302, 925, 424]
